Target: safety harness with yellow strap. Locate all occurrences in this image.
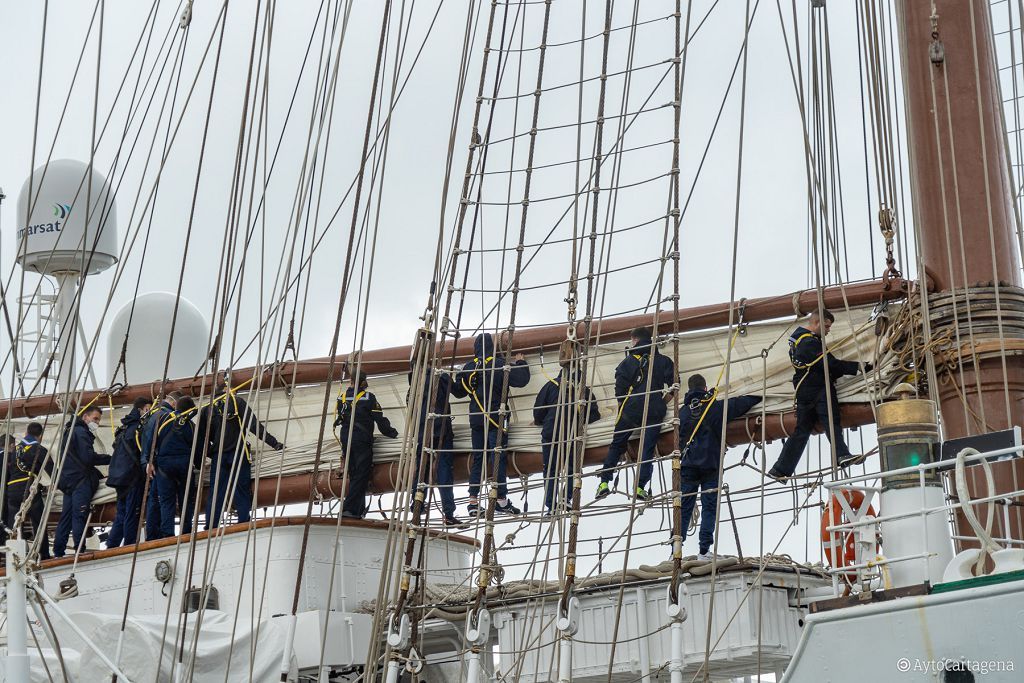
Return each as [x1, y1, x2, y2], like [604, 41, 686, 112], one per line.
[208, 378, 257, 462]
[614, 353, 649, 425]
[789, 331, 825, 397]
[6, 441, 40, 487]
[461, 356, 506, 430]
[680, 328, 741, 455]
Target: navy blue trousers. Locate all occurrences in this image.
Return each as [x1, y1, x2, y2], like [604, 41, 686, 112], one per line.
[468, 424, 509, 499]
[207, 451, 252, 528]
[541, 440, 576, 513]
[53, 479, 96, 557]
[600, 412, 663, 490]
[772, 390, 851, 477]
[155, 456, 198, 537]
[678, 466, 718, 554]
[342, 440, 374, 518]
[412, 431, 456, 517]
[107, 479, 145, 547]
[144, 478, 162, 540]
[5, 489, 50, 560]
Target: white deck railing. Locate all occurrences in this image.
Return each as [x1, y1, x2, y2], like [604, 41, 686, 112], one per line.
[819, 445, 1024, 594]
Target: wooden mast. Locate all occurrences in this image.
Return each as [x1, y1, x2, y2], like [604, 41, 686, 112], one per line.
[897, 0, 1024, 541]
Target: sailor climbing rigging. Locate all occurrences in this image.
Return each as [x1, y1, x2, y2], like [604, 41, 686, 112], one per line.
[336, 371, 398, 519]
[767, 309, 872, 481]
[678, 374, 761, 560]
[597, 327, 677, 501]
[199, 383, 283, 529]
[533, 354, 600, 515]
[451, 332, 530, 517]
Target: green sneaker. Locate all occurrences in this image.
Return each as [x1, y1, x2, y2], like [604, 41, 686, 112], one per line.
[595, 482, 611, 500]
[636, 487, 651, 501]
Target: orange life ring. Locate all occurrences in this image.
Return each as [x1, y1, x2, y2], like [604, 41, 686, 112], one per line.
[820, 490, 878, 578]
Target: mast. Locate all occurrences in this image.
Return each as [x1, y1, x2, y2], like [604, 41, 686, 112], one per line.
[897, 0, 1024, 540]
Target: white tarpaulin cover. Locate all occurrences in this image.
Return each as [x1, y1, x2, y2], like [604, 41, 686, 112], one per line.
[12, 609, 290, 682]
[24, 303, 886, 506]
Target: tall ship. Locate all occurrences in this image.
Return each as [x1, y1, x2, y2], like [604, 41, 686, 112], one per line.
[2, 0, 1024, 681]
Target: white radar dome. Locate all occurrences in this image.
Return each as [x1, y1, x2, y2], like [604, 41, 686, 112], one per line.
[16, 159, 119, 275]
[106, 293, 210, 385]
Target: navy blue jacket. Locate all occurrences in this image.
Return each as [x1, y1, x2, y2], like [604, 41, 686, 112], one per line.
[410, 371, 454, 447]
[140, 401, 175, 465]
[452, 334, 530, 428]
[532, 369, 601, 443]
[614, 343, 676, 422]
[7, 437, 52, 499]
[57, 418, 110, 492]
[335, 387, 399, 445]
[679, 390, 762, 470]
[106, 407, 146, 490]
[788, 326, 861, 400]
[154, 410, 199, 465]
[197, 394, 280, 457]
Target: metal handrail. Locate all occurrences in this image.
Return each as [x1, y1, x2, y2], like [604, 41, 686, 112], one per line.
[819, 443, 1024, 588]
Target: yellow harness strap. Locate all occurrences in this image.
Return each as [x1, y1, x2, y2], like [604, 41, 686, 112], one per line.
[8, 443, 37, 486]
[682, 328, 741, 449]
[790, 332, 825, 395]
[340, 389, 366, 404]
[614, 354, 648, 425]
[463, 357, 504, 430]
[210, 379, 256, 462]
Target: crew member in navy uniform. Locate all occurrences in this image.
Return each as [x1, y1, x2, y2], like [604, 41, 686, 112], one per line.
[105, 397, 152, 547]
[53, 406, 109, 557]
[199, 384, 283, 529]
[149, 396, 201, 538]
[1, 434, 17, 549]
[5, 424, 53, 560]
[533, 345, 601, 515]
[451, 333, 531, 517]
[768, 309, 872, 481]
[140, 391, 180, 540]
[597, 327, 677, 501]
[408, 362, 461, 526]
[335, 371, 398, 519]
[677, 374, 762, 560]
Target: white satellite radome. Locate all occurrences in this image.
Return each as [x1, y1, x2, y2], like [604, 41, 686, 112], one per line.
[107, 293, 210, 385]
[15, 158, 118, 275]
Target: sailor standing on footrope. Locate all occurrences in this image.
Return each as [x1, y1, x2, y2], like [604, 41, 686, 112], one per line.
[105, 397, 152, 547]
[596, 327, 677, 501]
[533, 353, 600, 515]
[53, 405, 109, 557]
[198, 384, 283, 529]
[5, 423, 53, 560]
[767, 309, 872, 482]
[336, 371, 398, 519]
[677, 375, 761, 560]
[451, 332, 531, 518]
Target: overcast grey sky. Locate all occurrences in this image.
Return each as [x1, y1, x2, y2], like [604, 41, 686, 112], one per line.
[0, 0, 920, 569]
[0, 1, 896, 383]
